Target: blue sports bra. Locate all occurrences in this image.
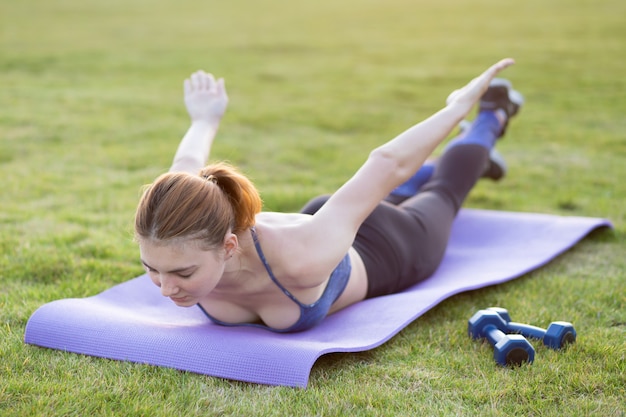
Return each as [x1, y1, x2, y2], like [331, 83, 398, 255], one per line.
[197, 227, 351, 333]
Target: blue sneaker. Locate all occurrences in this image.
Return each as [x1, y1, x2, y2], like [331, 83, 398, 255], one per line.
[448, 78, 524, 138]
[456, 120, 507, 181]
[479, 78, 524, 137]
[479, 78, 524, 119]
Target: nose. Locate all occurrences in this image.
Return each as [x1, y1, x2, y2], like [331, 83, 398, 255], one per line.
[159, 275, 180, 297]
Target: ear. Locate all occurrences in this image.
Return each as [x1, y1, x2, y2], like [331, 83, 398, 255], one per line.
[223, 233, 238, 258]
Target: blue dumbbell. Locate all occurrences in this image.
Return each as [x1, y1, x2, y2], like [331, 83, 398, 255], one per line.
[468, 310, 535, 366]
[487, 307, 576, 350]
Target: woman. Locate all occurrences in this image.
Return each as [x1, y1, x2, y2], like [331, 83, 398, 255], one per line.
[135, 58, 523, 332]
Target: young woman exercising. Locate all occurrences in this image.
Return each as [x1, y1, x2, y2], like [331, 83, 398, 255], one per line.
[134, 58, 523, 332]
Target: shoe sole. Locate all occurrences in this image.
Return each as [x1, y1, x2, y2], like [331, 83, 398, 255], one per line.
[481, 78, 524, 117]
[456, 120, 507, 180]
[485, 148, 507, 181]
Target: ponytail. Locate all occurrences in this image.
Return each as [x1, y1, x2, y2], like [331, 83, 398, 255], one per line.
[198, 162, 263, 235]
[135, 162, 262, 248]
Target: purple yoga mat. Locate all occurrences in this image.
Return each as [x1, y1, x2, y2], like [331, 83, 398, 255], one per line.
[24, 209, 611, 387]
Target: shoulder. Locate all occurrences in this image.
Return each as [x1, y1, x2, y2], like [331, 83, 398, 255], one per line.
[249, 213, 336, 288]
[255, 211, 310, 225]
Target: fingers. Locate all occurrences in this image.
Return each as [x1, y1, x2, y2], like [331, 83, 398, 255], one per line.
[494, 58, 515, 72]
[191, 71, 211, 90]
[470, 58, 516, 93]
[445, 58, 517, 111]
[185, 70, 221, 93]
[485, 58, 515, 80]
[216, 78, 227, 98]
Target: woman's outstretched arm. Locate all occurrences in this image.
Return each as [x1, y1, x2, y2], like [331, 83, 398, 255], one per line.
[367, 58, 515, 189]
[288, 59, 517, 277]
[169, 71, 229, 173]
[325, 58, 515, 223]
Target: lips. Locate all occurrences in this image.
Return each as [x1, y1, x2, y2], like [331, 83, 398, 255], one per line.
[170, 296, 189, 303]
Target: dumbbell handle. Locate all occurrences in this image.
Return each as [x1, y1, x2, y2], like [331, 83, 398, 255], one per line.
[505, 322, 547, 339]
[484, 325, 533, 365]
[484, 324, 507, 346]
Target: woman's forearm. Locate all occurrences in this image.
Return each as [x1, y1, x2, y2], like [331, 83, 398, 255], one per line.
[169, 120, 221, 173]
[170, 71, 229, 173]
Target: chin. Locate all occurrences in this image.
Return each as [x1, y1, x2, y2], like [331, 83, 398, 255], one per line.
[170, 296, 195, 307]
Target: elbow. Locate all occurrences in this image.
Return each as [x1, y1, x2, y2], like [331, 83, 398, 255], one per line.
[368, 147, 412, 182]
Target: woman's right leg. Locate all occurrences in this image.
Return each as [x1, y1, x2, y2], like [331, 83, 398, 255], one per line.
[387, 78, 523, 207]
[386, 117, 507, 205]
[396, 143, 494, 279]
[357, 120, 502, 298]
[390, 80, 524, 291]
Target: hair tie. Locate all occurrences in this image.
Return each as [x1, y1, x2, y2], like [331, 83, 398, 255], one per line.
[202, 174, 218, 184]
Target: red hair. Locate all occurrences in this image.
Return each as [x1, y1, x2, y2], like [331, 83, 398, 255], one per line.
[135, 162, 262, 248]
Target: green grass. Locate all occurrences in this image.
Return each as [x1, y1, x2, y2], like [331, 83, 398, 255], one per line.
[1, 0, 624, 415]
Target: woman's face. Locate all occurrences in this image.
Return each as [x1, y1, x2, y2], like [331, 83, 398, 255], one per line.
[139, 239, 229, 307]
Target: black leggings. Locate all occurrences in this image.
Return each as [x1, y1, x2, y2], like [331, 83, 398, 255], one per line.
[300, 144, 489, 298]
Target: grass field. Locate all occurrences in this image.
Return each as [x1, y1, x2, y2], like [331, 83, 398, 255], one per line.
[1, 0, 624, 415]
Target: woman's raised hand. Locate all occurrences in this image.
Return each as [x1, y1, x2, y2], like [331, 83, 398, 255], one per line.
[183, 70, 229, 124]
[446, 58, 515, 114]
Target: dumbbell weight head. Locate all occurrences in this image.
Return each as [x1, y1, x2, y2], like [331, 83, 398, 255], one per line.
[493, 334, 536, 366]
[544, 321, 577, 349]
[468, 310, 535, 366]
[468, 310, 508, 339]
[486, 307, 511, 323]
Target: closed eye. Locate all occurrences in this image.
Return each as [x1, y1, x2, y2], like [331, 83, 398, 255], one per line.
[140, 259, 196, 278]
[144, 267, 191, 278]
